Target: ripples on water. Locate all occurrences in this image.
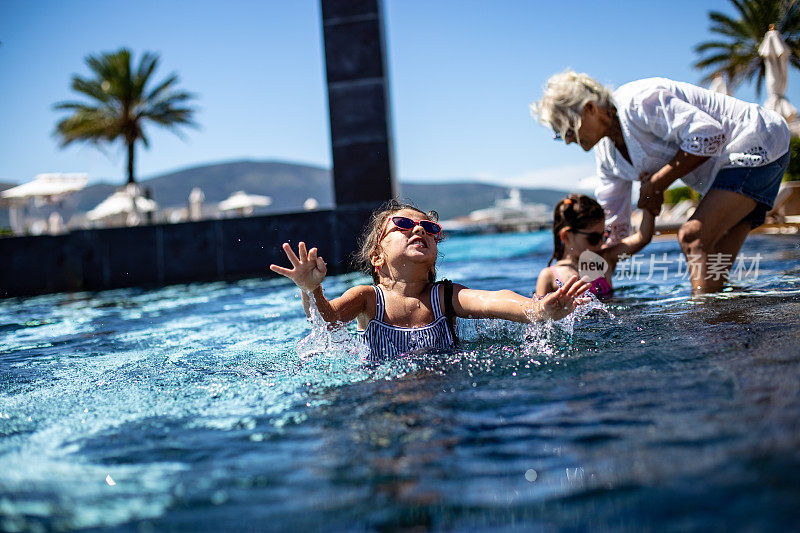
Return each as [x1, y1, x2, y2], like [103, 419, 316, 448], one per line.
[0, 233, 799, 531]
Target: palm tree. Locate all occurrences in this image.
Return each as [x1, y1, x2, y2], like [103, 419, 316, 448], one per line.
[54, 48, 197, 185]
[694, 0, 800, 96]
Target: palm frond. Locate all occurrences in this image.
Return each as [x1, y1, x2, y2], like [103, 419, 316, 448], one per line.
[145, 74, 179, 102]
[708, 11, 752, 38]
[755, 67, 766, 99]
[54, 109, 121, 147]
[695, 40, 738, 54]
[695, 52, 740, 71]
[68, 77, 112, 104]
[53, 102, 102, 113]
[148, 90, 196, 108]
[133, 52, 159, 99]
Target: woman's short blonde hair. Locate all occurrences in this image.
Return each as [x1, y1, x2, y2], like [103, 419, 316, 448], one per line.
[530, 70, 614, 144]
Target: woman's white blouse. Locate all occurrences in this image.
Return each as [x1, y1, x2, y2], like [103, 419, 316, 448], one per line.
[594, 77, 790, 240]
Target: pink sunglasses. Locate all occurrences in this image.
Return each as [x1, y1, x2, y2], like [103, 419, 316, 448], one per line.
[377, 216, 442, 244]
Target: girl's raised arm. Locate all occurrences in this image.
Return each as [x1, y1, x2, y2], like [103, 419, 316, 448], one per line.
[451, 275, 590, 323]
[269, 242, 369, 324]
[602, 209, 656, 270]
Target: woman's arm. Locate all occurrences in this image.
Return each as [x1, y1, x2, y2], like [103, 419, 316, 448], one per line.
[637, 151, 709, 215]
[269, 242, 368, 324]
[453, 275, 590, 323]
[633, 89, 723, 215]
[602, 208, 656, 269]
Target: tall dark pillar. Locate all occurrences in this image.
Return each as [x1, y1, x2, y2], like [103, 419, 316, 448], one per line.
[321, 0, 397, 207]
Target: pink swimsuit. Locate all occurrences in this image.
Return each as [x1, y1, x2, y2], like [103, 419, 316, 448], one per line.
[550, 266, 613, 298]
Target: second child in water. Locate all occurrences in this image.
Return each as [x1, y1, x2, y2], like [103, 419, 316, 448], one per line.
[536, 194, 655, 298]
[271, 200, 591, 361]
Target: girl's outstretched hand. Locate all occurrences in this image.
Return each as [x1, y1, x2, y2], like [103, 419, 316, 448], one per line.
[538, 275, 591, 320]
[269, 242, 327, 292]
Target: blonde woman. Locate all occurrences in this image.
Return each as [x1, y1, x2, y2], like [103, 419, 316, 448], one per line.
[532, 71, 790, 293]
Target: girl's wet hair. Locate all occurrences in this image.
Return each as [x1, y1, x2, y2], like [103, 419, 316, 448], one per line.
[355, 199, 440, 284]
[550, 194, 605, 265]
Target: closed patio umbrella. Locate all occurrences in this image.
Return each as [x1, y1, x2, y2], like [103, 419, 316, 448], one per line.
[759, 26, 798, 123]
[188, 187, 205, 221]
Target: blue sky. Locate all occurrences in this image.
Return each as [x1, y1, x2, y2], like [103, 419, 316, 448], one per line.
[2, 0, 798, 190]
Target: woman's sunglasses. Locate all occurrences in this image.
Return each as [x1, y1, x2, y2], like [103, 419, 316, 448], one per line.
[570, 228, 610, 246]
[553, 128, 576, 142]
[379, 216, 442, 243]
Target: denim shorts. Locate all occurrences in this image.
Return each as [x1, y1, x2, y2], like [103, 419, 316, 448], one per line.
[709, 150, 790, 228]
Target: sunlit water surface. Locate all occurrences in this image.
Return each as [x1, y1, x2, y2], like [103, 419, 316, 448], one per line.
[1, 232, 799, 531]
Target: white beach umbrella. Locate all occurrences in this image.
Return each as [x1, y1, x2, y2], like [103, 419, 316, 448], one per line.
[218, 191, 272, 214]
[708, 74, 730, 96]
[759, 27, 798, 122]
[0, 173, 88, 203]
[1, 173, 88, 235]
[87, 189, 157, 221]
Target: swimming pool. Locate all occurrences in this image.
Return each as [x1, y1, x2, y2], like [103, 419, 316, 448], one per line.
[1, 232, 799, 531]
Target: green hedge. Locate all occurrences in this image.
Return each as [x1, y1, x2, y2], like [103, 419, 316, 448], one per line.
[786, 136, 800, 182]
[664, 185, 701, 205]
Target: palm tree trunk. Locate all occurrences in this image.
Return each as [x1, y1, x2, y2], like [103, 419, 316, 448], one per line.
[127, 139, 136, 184]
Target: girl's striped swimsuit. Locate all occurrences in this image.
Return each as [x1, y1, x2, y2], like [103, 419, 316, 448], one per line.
[358, 282, 455, 361]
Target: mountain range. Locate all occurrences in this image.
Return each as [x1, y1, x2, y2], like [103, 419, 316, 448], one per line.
[1, 160, 575, 226]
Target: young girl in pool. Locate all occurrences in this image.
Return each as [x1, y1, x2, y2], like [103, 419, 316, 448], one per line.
[270, 200, 590, 361]
[536, 194, 655, 298]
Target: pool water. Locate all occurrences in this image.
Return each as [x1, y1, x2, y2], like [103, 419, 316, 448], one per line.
[1, 232, 799, 531]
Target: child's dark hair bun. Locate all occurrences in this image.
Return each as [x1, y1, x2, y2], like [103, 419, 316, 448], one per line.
[550, 194, 605, 265]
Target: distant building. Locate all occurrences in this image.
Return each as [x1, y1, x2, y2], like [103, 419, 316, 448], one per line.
[443, 188, 551, 234]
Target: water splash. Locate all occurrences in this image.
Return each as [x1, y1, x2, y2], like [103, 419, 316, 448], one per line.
[447, 295, 615, 368]
[523, 294, 614, 361]
[295, 292, 370, 363]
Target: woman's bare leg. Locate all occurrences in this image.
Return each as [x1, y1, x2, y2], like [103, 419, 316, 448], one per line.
[703, 220, 752, 290]
[677, 189, 756, 293]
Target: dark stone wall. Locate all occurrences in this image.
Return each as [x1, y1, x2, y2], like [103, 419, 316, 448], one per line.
[0, 207, 372, 298]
